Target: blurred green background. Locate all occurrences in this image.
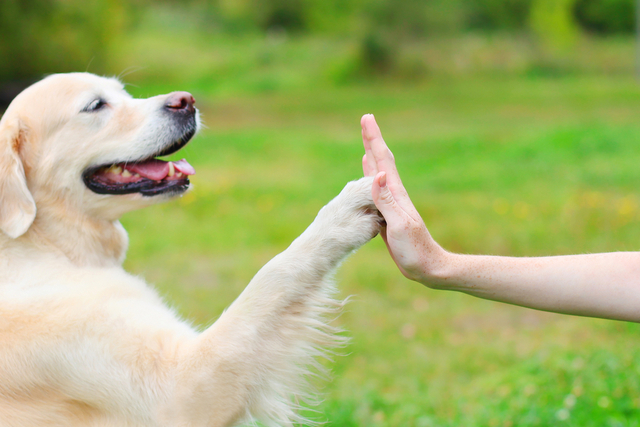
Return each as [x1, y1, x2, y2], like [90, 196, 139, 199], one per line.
[3, 1, 640, 426]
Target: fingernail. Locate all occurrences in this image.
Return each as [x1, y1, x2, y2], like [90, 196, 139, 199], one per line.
[379, 172, 387, 188]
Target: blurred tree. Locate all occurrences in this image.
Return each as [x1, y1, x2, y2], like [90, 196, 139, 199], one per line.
[351, 0, 468, 76]
[1, 0, 637, 93]
[529, 0, 580, 53]
[255, 0, 306, 31]
[359, 31, 396, 74]
[0, 0, 130, 83]
[366, 0, 466, 37]
[465, 0, 532, 31]
[213, 0, 256, 33]
[574, 0, 635, 34]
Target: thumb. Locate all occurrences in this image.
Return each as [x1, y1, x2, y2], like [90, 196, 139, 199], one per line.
[372, 171, 405, 223]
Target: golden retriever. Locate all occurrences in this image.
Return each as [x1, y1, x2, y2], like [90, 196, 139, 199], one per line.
[0, 73, 381, 426]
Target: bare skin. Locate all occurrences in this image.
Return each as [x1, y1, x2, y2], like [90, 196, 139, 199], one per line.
[361, 113, 640, 323]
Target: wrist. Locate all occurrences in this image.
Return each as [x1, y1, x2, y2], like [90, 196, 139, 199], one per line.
[416, 246, 458, 290]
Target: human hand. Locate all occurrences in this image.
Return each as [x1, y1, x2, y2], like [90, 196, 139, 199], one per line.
[361, 114, 449, 284]
[360, 116, 640, 321]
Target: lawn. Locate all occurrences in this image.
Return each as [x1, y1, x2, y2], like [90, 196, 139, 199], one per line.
[116, 32, 640, 426]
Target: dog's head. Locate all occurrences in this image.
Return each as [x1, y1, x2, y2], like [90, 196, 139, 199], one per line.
[0, 73, 199, 239]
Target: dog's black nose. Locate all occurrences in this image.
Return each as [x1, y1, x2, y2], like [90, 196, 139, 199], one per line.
[164, 92, 196, 114]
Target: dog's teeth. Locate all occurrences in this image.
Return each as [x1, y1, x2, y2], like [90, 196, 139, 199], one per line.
[176, 172, 183, 178]
[110, 166, 123, 175]
[168, 162, 175, 177]
[134, 173, 140, 178]
[122, 169, 132, 178]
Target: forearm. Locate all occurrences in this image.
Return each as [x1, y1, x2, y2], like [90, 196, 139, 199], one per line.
[425, 251, 640, 322]
[360, 115, 640, 323]
[170, 178, 381, 426]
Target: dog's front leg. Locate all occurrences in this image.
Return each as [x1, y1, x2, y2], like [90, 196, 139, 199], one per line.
[165, 177, 381, 427]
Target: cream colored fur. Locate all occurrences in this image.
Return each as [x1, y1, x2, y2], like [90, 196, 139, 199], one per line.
[0, 73, 381, 426]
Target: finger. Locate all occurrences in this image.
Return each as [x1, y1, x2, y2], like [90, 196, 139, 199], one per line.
[362, 115, 418, 215]
[361, 115, 378, 176]
[372, 171, 407, 224]
[362, 154, 376, 177]
[361, 114, 397, 178]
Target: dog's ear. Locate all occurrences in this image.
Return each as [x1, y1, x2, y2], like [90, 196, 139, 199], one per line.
[0, 119, 36, 238]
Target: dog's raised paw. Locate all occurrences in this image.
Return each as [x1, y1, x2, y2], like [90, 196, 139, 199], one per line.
[318, 176, 383, 248]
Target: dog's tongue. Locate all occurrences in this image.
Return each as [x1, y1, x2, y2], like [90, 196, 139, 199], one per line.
[125, 159, 195, 180]
[172, 159, 196, 175]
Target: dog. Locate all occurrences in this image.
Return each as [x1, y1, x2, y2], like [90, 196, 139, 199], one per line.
[0, 73, 381, 426]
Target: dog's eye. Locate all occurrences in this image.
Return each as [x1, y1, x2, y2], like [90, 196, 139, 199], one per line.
[82, 98, 107, 113]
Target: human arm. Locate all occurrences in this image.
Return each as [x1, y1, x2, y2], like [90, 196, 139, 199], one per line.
[361, 113, 640, 322]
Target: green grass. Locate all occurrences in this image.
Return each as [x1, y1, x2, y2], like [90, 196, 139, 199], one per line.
[112, 29, 640, 426]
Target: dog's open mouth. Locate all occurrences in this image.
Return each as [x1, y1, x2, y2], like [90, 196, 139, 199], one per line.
[83, 132, 197, 197]
[84, 158, 195, 196]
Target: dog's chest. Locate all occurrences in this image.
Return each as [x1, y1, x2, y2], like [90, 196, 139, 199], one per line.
[0, 262, 196, 421]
